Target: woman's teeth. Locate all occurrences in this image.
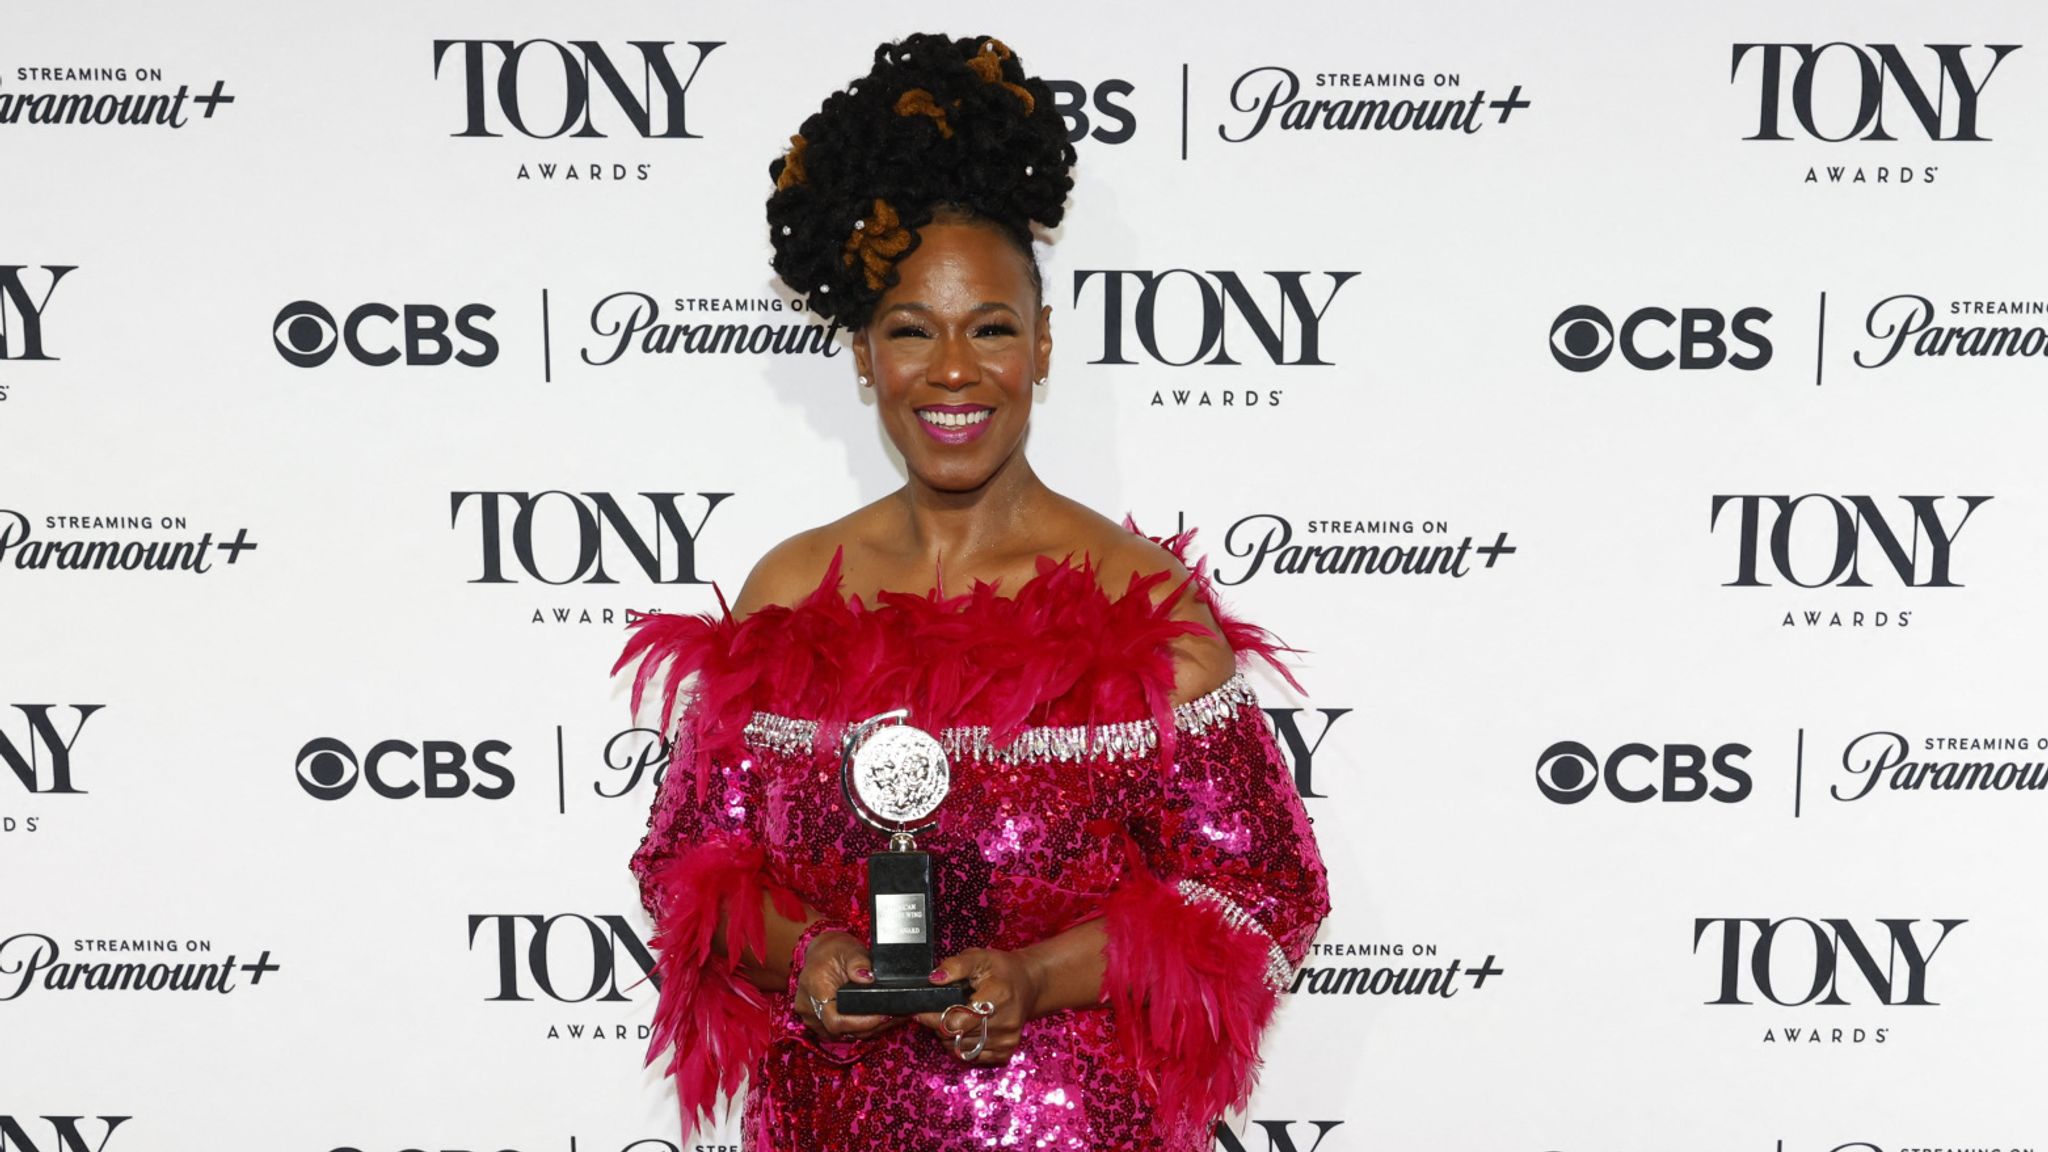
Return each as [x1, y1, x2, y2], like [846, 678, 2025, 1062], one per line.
[918, 409, 991, 428]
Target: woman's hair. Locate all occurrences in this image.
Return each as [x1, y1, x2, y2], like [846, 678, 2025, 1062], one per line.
[767, 33, 1077, 329]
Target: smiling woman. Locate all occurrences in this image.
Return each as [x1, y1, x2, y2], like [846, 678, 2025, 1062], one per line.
[855, 219, 1046, 494]
[614, 31, 1330, 1152]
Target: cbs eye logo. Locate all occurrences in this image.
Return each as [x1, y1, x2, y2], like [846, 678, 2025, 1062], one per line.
[295, 737, 514, 800]
[1549, 305, 1772, 372]
[1535, 740, 1753, 804]
[272, 300, 498, 368]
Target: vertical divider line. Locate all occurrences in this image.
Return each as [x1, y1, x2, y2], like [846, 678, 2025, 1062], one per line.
[1814, 291, 1826, 386]
[543, 288, 554, 383]
[1181, 64, 1189, 161]
[1794, 727, 1805, 818]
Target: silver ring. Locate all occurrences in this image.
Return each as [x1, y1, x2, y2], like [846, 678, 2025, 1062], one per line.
[967, 999, 996, 1017]
[952, 1019, 989, 1061]
[940, 1003, 980, 1035]
[807, 994, 832, 1020]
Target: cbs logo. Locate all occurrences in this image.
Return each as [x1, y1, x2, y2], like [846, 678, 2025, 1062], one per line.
[1550, 305, 1771, 372]
[1535, 741, 1753, 804]
[295, 737, 514, 800]
[1045, 78, 1136, 144]
[327, 1131, 679, 1139]
[273, 300, 497, 368]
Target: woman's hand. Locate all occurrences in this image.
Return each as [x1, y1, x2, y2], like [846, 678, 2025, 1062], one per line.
[794, 930, 899, 1041]
[913, 948, 1046, 1064]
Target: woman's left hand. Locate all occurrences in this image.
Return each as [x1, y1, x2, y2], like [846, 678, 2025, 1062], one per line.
[913, 948, 1044, 1065]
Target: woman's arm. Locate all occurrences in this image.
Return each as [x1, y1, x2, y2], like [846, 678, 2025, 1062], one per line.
[725, 892, 899, 1040]
[1016, 918, 1110, 1014]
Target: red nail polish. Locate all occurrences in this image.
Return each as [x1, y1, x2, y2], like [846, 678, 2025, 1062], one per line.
[929, 968, 949, 983]
[853, 967, 874, 980]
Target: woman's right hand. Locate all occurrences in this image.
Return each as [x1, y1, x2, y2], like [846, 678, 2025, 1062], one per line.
[795, 930, 899, 1041]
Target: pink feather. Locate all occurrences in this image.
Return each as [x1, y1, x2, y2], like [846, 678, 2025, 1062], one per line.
[1099, 833, 1282, 1128]
[614, 519, 1301, 794]
[640, 837, 804, 1132]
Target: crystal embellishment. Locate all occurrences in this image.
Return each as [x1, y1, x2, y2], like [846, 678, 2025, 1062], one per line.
[742, 712, 817, 759]
[742, 672, 1258, 766]
[1176, 879, 1294, 992]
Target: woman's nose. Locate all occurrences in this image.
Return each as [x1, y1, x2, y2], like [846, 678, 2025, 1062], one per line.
[929, 333, 978, 388]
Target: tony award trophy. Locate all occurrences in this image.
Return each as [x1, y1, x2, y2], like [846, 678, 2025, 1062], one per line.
[833, 709, 971, 1015]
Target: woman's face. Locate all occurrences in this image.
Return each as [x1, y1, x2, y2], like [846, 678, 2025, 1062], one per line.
[854, 220, 1052, 495]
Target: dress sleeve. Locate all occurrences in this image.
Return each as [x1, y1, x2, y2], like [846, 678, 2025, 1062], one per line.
[1101, 687, 1331, 1129]
[619, 612, 804, 1136]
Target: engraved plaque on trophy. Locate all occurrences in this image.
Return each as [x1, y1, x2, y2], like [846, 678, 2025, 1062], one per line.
[832, 709, 971, 1016]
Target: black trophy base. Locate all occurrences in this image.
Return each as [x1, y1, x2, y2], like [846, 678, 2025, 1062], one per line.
[848, 847, 969, 1015]
[836, 977, 969, 1016]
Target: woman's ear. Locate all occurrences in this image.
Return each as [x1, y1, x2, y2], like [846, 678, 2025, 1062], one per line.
[1036, 304, 1054, 380]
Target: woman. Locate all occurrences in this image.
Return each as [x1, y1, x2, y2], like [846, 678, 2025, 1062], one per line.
[617, 32, 1330, 1151]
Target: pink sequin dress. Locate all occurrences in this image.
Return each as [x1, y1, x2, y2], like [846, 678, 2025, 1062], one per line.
[616, 525, 1331, 1152]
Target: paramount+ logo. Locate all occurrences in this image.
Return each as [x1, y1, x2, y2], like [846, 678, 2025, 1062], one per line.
[1549, 304, 1771, 372]
[295, 737, 513, 800]
[1535, 741, 1753, 804]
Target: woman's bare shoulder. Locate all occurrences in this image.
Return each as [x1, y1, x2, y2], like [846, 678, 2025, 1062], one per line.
[1068, 509, 1237, 705]
[730, 506, 881, 619]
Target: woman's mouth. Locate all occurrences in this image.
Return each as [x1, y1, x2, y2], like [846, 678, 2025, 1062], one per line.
[915, 405, 993, 443]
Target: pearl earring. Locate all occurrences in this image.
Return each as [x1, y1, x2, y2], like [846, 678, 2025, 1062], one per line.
[859, 375, 871, 387]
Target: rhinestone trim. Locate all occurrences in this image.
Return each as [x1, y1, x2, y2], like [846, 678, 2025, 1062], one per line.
[742, 712, 817, 760]
[1175, 878, 1293, 993]
[741, 671, 1257, 766]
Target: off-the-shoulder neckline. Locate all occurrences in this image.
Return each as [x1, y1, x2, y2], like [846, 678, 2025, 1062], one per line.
[746, 536, 1200, 620]
[615, 518, 1299, 754]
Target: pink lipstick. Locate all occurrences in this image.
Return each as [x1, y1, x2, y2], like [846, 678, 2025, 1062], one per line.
[914, 404, 994, 444]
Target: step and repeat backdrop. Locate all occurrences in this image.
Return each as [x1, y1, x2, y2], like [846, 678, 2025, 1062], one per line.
[6, 1, 2048, 1150]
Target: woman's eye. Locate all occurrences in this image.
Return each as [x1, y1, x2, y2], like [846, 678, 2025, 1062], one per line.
[888, 325, 931, 339]
[974, 323, 1016, 338]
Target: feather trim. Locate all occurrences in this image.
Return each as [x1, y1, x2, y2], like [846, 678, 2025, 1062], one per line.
[1100, 834, 1282, 1128]
[1125, 515, 1303, 694]
[613, 518, 1304, 796]
[641, 837, 804, 1134]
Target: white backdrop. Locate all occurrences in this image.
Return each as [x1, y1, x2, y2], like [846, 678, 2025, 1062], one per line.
[6, 2, 2048, 1151]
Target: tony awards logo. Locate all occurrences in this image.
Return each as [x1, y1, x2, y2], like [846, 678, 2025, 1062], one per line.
[836, 710, 968, 1015]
